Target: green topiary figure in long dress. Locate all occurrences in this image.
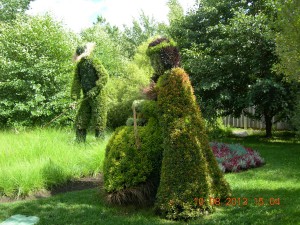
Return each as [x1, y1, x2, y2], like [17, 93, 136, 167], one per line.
[71, 43, 109, 142]
[103, 37, 230, 220]
[147, 38, 231, 220]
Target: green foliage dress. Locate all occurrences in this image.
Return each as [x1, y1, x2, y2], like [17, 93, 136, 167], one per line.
[71, 46, 109, 142]
[144, 38, 231, 220]
[155, 67, 231, 220]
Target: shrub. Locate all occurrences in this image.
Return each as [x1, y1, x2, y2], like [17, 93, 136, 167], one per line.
[206, 117, 233, 139]
[291, 94, 300, 137]
[103, 116, 163, 205]
[106, 41, 153, 129]
[104, 37, 231, 220]
[210, 142, 265, 172]
[106, 67, 148, 129]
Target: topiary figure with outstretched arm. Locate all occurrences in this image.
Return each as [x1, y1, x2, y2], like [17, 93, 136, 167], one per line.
[147, 38, 231, 220]
[71, 43, 108, 142]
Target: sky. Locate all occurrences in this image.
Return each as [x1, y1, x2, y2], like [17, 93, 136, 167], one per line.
[26, 0, 196, 33]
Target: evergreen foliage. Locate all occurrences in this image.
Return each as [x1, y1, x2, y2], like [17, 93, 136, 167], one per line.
[103, 37, 231, 220]
[71, 46, 109, 141]
[155, 67, 231, 220]
[103, 114, 163, 205]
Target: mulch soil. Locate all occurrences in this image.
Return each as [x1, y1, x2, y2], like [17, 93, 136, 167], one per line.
[0, 173, 103, 203]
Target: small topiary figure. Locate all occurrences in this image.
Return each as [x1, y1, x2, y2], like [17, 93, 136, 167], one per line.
[147, 38, 231, 220]
[71, 43, 109, 142]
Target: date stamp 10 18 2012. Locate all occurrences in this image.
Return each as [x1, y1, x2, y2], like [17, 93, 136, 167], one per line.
[194, 197, 280, 207]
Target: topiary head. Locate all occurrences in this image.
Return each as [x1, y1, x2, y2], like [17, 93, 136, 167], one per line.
[146, 37, 180, 78]
[75, 45, 86, 56]
[73, 42, 96, 62]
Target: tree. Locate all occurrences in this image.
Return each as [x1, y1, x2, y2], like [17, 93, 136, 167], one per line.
[121, 11, 167, 58]
[169, 0, 296, 137]
[246, 78, 297, 137]
[80, 23, 126, 77]
[105, 39, 154, 129]
[275, 0, 300, 136]
[167, 0, 184, 25]
[93, 15, 121, 45]
[0, 0, 34, 21]
[275, 0, 300, 81]
[0, 14, 76, 127]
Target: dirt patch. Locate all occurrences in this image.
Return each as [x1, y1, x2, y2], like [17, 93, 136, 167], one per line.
[50, 173, 103, 195]
[0, 173, 103, 203]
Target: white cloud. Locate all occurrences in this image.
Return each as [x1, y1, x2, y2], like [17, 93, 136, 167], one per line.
[27, 0, 195, 33]
[100, 0, 169, 28]
[27, 0, 104, 32]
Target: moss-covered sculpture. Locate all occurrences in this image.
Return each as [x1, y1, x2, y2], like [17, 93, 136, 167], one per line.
[103, 37, 231, 220]
[103, 101, 163, 205]
[71, 43, 109, 142]
[103, 100, 163, 204]
[148, 38, 231, 220]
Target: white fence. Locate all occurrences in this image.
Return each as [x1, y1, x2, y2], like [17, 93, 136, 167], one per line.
[222, 108, 290, 130]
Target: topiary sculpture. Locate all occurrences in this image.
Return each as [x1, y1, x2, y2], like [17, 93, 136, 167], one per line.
[103, 100, 163, 205]
[148, 38, 231, 220]
[103, 37, 231, 220]
[71, 43, 109, 142]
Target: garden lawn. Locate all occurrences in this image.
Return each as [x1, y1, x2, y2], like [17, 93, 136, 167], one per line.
[0, 128, 109, 198]
[0, 132, 299, 225]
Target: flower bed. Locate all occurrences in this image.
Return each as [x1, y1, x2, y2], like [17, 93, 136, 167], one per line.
[210, 142, 265, 172]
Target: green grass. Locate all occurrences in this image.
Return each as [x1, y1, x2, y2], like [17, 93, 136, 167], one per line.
[0, 131, 299, 224]
[0, 128, 109, 198]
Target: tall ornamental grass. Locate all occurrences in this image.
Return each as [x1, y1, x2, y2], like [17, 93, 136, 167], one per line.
[0, 128, 109, 198]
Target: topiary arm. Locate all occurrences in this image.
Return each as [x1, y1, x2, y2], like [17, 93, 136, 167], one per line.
[87, 58, 109, 98]
[71, 66, 81, 100]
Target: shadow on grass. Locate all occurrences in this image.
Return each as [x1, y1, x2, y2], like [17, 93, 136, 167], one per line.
[0, 188, 180, 225]
[220, 133, 300, 145]
[1, 136, 299, 225]
[1, 187, 299, 225]
[189, 188, 300, 225]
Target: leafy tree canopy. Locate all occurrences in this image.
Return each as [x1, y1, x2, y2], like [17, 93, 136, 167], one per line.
[0, 0, 34, 21]
[80, 23, 126, 78]
[0, 14, 76, 127]
[121, 11, 167, 58]
[168, 0, 298, 137]
[275, 0, 300, 81]
[275, 0, 300, 135]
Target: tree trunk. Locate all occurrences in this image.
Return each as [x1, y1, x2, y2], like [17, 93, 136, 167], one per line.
[264, 114, 273, 138]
